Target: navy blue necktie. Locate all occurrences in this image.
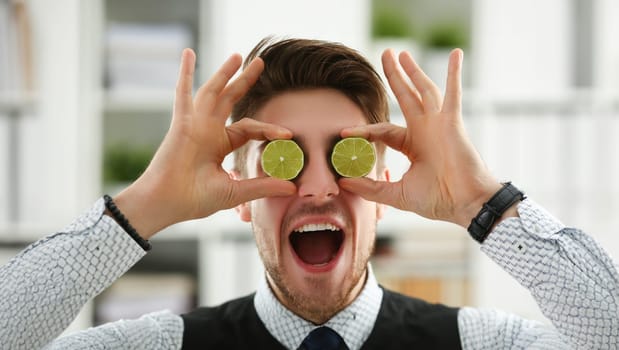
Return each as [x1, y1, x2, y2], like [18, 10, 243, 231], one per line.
[299, 326, 348, 350]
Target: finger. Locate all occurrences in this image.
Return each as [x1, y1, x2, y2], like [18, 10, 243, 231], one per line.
[226, 118, 293, 151]
[231, 178, 297, 204]
[398, 51, 442, 111]
[341, 123, 407, 154]
[193, 53, 243, 118]
[442, 49, 463, 115]
[339, 177, 404, 209]
[211, 57, 265, 119]
[172, 48, 196, 123]
[381, 49, 424, 117]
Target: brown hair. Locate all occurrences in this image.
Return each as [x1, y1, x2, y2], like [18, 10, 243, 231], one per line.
[231, 37, 389, 176]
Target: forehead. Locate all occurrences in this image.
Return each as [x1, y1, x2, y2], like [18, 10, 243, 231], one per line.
[253, 89, 368, 133]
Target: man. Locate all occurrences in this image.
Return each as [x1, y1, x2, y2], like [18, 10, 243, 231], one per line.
[0, 38, 617, 349]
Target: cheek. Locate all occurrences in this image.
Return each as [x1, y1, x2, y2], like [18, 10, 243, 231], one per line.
[252, 196, 288, 220]
[251, 197, 290, 245]
[346, 189, 378, 214]
[345, 193, 379, 234]
[354, 202, 378, 259]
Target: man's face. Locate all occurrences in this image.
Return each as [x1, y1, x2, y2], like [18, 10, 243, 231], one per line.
[236, 89, 387, 323]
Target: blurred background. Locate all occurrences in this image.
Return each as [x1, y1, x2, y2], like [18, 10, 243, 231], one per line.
[1, 0, 618, 333]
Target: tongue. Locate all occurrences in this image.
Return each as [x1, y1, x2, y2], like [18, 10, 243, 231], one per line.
[291, 230, 340, 265]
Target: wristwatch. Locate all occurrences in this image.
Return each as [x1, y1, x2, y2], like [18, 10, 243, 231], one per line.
[467, 182, 525, 243]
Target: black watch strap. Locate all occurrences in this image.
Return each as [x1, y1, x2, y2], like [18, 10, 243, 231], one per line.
[467, 182, 525, 243]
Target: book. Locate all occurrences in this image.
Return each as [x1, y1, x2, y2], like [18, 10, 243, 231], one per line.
[0, 0, 34, 96]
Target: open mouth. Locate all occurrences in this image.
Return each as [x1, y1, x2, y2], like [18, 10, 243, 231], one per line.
[289, 223, 344, 266]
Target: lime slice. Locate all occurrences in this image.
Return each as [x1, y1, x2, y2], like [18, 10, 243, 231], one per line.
[261, 139, 304, 180]
[331, 137, 376, 178]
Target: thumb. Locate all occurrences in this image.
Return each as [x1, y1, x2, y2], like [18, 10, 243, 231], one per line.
[232, 177, 297, 204]
[339, 177, 402, 209]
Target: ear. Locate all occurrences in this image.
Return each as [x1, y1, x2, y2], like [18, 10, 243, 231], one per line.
[230, 170, 252, 222]
[376, 167, 390, 220]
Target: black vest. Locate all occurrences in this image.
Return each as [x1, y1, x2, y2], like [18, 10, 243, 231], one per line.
[181, 288, 462, 349]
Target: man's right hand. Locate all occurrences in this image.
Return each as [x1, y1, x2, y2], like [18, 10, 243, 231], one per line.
[112, 49, 296, 239]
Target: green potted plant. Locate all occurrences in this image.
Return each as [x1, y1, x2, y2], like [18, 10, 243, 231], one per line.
[372, 7, 413, 39]
[424, 22, 468, 50]
[370, 6, 419, 100]
[422, 21, 469, 90]
[103, 143, 154, 195]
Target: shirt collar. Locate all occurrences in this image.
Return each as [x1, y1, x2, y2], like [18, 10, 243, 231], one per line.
[254, 265, 383, 350]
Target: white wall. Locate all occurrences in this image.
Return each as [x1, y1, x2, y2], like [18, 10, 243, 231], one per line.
[594, 0, 619, 88]
[18, 0, 79, 226]
[200, 0, 371, 79]
[0, 115, 8, 223]
[471, 0, 572, 99]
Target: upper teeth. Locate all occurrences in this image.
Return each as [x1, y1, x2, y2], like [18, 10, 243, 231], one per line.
[293, 223, 339, 233]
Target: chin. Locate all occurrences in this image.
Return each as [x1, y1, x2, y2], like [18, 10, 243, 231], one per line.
[282, 276, 355, 323]
[268, 251, 365, 322]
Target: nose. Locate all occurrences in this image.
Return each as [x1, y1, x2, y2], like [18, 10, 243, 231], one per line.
[296, 154, 339, 201]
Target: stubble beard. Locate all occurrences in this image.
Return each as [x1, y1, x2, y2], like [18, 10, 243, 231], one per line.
[254, 225, 376, 324]
[267, 252, 370, 324]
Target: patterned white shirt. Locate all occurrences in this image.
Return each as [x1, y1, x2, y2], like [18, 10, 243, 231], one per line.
[0, 197, 617, 349]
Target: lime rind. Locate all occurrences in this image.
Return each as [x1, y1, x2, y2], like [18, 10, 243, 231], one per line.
[261, 139, 304, 180]
[331, 137, 376, 178]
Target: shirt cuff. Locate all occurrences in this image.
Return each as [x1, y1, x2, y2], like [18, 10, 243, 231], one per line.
[61, 197, 151, 252]
[480, 198, 566, 288]
[23, 197, 148, 291]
